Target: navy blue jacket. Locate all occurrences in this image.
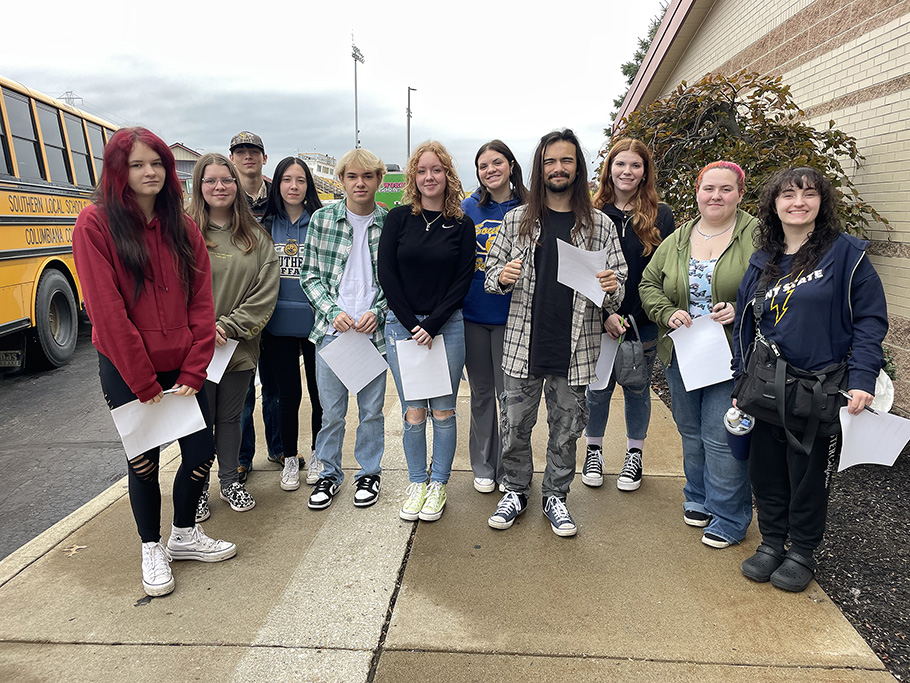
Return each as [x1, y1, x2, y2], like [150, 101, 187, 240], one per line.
[263, 210, 314, 337]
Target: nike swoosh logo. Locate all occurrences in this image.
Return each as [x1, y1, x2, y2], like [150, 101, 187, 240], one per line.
[442, 224, 454, 229]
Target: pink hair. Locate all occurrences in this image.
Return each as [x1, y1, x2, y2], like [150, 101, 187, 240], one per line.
[696, 161, 745, 192]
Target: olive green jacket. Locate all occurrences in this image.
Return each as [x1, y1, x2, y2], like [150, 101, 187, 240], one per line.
[639, 209, 758, 367]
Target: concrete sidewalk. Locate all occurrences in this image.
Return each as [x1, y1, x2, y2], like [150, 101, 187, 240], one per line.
[0, 383, 894, 682]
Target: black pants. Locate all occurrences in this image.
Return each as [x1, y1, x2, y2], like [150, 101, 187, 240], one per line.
[99, 353, 215, 543]
[748, 418, 841, 557]
[261, 329, 322, 458]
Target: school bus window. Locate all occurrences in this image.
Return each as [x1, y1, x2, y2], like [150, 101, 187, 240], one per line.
[63, 113, 93, 186]
[86, 123, 104, 180]
[2, 89, 45, 181]
[36, 104, 73, 185]
[0, 116, 10, 176]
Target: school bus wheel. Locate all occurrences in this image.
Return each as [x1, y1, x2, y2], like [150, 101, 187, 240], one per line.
[32, 269, 78, 368]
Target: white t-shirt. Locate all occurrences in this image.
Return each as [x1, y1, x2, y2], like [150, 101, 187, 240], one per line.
[328, 209, 378, 334]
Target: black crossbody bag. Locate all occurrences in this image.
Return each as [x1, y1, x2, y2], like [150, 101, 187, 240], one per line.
[732, 285, 848, 456]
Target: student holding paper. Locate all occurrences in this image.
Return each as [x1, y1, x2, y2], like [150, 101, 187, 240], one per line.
[188, 154, 279, 520]
[73, 128, 236, 598]
[732, 167, 887, 592]
[640, 161, 757, 550]
[583, 139, 675, 492]
[461, 140, 528, 493]
[300, 148, 389, 510]
[378, 141, 475, 522]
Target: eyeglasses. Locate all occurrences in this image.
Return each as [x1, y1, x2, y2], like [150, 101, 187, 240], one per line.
[201, 177, 237, 187]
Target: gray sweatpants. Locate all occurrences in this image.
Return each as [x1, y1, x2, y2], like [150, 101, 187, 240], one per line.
[500, 372, 588, 499]
[464, 321, 506, 482]
[205, 369, 255, 487]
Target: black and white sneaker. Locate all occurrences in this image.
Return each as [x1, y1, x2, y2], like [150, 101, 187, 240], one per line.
[308, 478, 340, 510]
[220, 482, 256, 512]
[617, 448, 643, 491]
[195, 489, 211, 523]
[581, 445, 604, 487]
[488, 491, 528, 530]
[353, 474, 381, 507]
[684, 510, 712, 527]
[543, 496, 577, 537]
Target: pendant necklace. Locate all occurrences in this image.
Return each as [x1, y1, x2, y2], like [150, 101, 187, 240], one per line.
[695, 220, 734, 241]
[423, 210, 442, 232]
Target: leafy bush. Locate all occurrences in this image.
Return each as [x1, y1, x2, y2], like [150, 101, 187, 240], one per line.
[609, 70, 889, 236]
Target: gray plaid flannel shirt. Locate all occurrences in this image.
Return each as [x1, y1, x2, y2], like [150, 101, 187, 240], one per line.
[484, 205, 627, 385]
[300, 200, 388, 353]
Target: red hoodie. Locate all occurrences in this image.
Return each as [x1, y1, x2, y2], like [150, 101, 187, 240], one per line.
[73, 203, 215, 402]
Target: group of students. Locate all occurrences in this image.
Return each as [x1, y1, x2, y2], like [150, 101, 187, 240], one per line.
[73, 124, 886, 599]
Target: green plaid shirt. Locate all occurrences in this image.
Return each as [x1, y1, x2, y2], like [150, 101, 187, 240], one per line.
[484, 205, 627, 385]
[300, 200, 388, 353]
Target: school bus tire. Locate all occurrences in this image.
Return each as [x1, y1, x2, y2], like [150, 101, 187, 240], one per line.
[32, 269, 78, 368]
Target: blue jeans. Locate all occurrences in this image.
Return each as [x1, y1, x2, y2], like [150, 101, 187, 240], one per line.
[665, 351, 752, 544]
[239, 352, 282, 468]
[314, 335, 387, 484]
[385, 310, 465, 484]
[585, 322, 658, 441]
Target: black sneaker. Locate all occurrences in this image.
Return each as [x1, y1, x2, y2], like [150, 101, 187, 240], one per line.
[617, 448, 643, 491]
[488, 491, 528, 529]
[581, 445, 604, 487]
[353, 474, 381, 507]
[684, 510, 712, 527]
[308, 478, 340, 510]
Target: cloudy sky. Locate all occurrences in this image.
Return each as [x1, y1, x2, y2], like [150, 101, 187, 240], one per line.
[5, 0, 666, 188]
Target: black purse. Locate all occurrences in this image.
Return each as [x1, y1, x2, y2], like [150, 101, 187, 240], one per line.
[732, 285, 848, 456]
[614, 316, 649, 388]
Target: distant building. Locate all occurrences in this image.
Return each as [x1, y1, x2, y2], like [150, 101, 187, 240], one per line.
[169, 142, 201, 198]
[298, 152, 344, 200]
[617, 0, 910, 415]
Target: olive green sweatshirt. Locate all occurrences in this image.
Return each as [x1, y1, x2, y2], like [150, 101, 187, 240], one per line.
[206, 223, 279, 372]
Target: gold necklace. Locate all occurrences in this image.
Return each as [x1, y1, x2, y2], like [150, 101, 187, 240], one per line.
[422, 210, 442, 232]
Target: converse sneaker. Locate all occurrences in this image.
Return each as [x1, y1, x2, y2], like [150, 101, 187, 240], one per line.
[488, 491, 528, 530]
[617, 448, 643, 491]
[418, 481, 447, 521]
[220, 482, 256, 512]
[581, 445, 604, 487]
[353, 474, 381, 507]
[195, 488, 210, 523]
[306, 450, 322, 485]
[141, 541, 174, 597]
[280, 455, 300, 491]
[684, 510, 712, 527]
[543, 496, 577, 537]
[473, 477, 496, 493]
[702, 532, 731, 549]
[399, 482, 427, 521]
[167, 524, 236, 562]
[308, 477, 340, 510]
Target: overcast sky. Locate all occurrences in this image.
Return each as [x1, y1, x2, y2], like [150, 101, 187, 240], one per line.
[5, 0, 666, 188]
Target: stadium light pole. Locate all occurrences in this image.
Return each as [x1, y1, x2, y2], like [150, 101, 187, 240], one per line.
[352, 41, 365, 148]
[407, 86, 416, 159]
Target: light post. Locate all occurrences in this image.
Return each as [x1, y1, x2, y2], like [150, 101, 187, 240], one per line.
[407, 86, 416, 159]
[352, 41, 365, 148]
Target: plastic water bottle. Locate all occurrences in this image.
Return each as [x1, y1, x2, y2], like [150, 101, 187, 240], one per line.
[724, 407, 754, 461]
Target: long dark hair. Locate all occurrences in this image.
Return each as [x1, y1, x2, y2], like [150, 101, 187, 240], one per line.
[473, 139, 528, 207]
[262, 157, 323, 221]
[520, 129, 594, 245]
[94, 127, 196, 302]
[592, 138, 663, 256]
[188, 153, 270, 254]
[756, 167, 840, 286]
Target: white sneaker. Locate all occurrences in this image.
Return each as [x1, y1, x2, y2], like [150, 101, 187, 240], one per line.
[141, 541, 174, 597]
[167, 524, 236, 562]
[473, 477, 496, 493]
[281, 455, 300, 491]
[306, 451, 322, 485]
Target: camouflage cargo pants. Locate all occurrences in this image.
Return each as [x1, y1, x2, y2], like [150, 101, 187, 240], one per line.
[500, 373, 588, 498]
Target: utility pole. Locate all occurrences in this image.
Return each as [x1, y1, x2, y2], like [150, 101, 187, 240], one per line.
[58, 91, 83, 108]
[352, 36, 365, 149]
[407, 86, 416, 159]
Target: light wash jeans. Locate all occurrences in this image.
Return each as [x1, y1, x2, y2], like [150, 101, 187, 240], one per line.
[665, 351, 752, 544]
[313, 334, 387, 485]
[585, 321, 658, 440]
[385, 310, 465, 484]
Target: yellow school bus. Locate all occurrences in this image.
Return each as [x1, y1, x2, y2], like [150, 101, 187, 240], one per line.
[0, 75, 117, 368]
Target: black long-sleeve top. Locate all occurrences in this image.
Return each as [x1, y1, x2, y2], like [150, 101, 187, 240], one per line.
[377, 205, 475, 338]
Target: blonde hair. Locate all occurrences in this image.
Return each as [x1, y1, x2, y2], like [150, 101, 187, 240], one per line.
[337, 148, 386, 179]
[403, 141, 464, 220]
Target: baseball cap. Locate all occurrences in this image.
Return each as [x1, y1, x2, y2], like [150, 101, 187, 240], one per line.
[230, 131, 265, 153]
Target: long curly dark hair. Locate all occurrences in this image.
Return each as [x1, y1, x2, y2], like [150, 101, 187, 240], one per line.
[756, 167, 840, 286]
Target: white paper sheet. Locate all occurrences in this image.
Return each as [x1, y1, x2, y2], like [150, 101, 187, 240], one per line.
[205, 339, 239, 384]
[838, 407, 910, 472]
[110, 394, 207, 458]
[318, 331, 389, 395]
[396, 335, 452, 401]
[589, 334, 620, 390]
[668, 315, 733, 390]
[556, 240, 609, 306]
